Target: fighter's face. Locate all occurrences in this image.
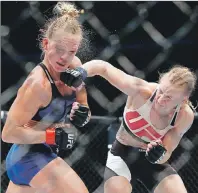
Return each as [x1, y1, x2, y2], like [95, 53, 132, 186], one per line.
[43, 32, 81, 72]
[156, 77, 187, 111]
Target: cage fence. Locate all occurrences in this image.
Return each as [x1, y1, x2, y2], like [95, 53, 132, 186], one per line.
[1, 1, 198, 193]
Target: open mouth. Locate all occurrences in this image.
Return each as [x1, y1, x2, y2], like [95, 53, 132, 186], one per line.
[56, 62, 65, 67]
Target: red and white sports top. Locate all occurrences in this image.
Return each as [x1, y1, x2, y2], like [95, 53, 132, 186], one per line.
[116, 86, 181, 145]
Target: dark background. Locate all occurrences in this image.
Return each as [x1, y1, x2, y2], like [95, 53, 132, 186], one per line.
[1, 1, 198, 193]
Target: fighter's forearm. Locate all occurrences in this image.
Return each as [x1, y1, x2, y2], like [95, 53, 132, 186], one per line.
[2, 122, 46, 144]
[157, 151, 172, 164]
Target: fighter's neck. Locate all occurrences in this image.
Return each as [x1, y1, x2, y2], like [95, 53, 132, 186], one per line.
[42, 58, 60, 81]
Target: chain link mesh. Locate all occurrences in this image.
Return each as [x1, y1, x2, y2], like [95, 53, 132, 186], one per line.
[1, 1, 198, 193]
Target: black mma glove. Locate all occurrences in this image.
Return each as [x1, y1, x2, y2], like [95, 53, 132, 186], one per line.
[70, 102, 91, 127]
[46, 128, 75, 150]
[60, 67, 87, 88]
[145, 142, 167, 164]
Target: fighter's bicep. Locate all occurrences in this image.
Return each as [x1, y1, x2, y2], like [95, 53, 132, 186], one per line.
[162, 129, 182, 152]
[170, 107, 194, 141]
[163, 115, 194, 152]
[118, 74, 149, 97]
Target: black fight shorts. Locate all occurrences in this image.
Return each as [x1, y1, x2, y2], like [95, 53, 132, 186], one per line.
[105, 139, 177, 192]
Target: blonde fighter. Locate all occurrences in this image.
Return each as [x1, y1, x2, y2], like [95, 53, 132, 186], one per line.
[2, 2, 91, 193]
[76, 60, 195, 193]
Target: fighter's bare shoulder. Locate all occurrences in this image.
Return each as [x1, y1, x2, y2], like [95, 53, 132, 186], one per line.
[18, 66, 51, 104]
[175, 103, 194, 133]
[27, 66, 49, 88]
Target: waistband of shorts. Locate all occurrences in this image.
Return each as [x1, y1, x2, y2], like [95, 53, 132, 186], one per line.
[110, 139, 146, 155]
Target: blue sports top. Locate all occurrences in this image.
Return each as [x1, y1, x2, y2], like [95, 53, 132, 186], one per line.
[31, 63, 76, 124]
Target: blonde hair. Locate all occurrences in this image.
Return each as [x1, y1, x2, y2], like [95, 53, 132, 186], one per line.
[39, 2, 83, 50]
[159, 65, 197, 111]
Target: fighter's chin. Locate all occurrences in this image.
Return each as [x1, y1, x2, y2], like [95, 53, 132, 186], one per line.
[55, 62, 69, 72]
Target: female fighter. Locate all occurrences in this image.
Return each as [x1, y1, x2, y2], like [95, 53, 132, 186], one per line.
[2, 2, 90, 193]
[80, 60, 196, 193]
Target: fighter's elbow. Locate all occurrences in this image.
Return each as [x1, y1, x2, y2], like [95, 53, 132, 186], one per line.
[2, 126, 18, 143]
[91, 60, 109, 76]
[2, 129, 13, 143]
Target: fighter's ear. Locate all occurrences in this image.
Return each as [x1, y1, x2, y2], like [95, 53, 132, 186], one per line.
[42, 38, 49, 51]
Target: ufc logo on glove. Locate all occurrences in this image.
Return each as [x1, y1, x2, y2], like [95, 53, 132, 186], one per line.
[67, 133, 75, 149]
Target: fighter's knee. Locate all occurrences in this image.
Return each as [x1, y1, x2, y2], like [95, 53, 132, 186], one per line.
[104, 176, 132, 193]
[154, 174, 187, 193]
